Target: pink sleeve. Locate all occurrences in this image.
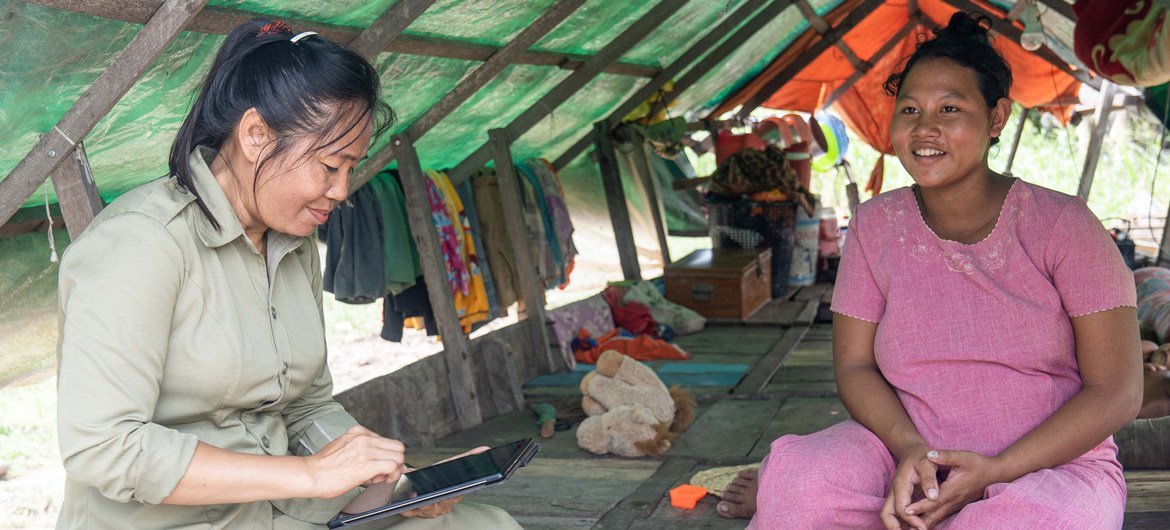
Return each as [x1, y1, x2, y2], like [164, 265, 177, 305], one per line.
[831, 206, 886, 323]
[1046, 199, 1136, 317]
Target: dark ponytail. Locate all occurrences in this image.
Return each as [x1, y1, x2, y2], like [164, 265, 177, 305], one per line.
[883, 12, 1012, 145]
[169, 19, 395, 230]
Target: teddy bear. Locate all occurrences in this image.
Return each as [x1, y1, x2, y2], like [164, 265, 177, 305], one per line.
[576, 350, 695, 457]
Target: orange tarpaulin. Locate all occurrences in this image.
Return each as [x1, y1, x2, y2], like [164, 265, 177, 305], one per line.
[712, 0, 1083, 166]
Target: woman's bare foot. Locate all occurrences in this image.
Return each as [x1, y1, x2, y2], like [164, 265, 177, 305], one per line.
[716, 468, 758, 519]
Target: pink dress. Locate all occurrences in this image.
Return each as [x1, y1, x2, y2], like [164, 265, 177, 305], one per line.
[751, 180, 1136, 529]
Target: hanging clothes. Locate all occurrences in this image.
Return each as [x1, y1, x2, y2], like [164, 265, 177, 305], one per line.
[381, 277, 438, 341]
[457, 178, 502, 319]
[532, 159, 577, 286]
[472, 168, 520, 309]
[367, 171, 420, 296]
[321, 184, 383, 304]
[427, 170, 490, 333]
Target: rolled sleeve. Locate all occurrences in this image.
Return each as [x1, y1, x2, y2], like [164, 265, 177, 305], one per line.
[57, 213, 198, 505]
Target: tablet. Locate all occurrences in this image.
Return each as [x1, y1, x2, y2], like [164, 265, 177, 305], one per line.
[327, 438, 539, 528]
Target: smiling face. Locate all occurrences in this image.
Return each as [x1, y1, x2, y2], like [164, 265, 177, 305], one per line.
[891, 57, 1010, 191]
[255, 121, 371, 237]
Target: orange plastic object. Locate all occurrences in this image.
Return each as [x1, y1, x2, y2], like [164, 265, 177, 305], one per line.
[669, 484, 709, 509]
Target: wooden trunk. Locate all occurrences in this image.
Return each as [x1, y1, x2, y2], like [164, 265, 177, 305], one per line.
[664, 248, 772, 320]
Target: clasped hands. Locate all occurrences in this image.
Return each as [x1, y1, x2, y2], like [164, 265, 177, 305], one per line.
[306, 425, 488, 519]
[881, 445, 1005, 530]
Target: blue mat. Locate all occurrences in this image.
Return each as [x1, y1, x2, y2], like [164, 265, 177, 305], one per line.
[525, 363, 749, 388]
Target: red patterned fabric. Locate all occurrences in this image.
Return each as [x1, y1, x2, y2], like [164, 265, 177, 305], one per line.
[1074, 0, 1170, 86]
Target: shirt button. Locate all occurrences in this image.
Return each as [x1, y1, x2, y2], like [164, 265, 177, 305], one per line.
[261, 436, 270, 448]
[281, 362, 289, 375]
[270, 307, 277, 320]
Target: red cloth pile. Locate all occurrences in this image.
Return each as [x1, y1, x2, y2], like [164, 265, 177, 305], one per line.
[572, 329, 689, 365]
[602, 286, 658, 337]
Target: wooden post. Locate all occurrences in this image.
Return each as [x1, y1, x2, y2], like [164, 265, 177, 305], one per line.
[347, 0, 438, 60]
[1159, 202, 1170, 268]
[1003, 108, 1028, 177]
[1078, 81, 1118, 202]
[49, 143, 103, 240]
[1, 0, 209, 229]
[552, 0, 776, 170]
[392, 133, 482, 430]
[622, 127, 672, 265]
[594, 122, 642, 280]
[351, 0, 589, 192]
[447, 0, 687, 187]
[487, 129, 561, 373]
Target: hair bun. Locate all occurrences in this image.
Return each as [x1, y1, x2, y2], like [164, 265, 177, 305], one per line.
[934, 11, 993, 45]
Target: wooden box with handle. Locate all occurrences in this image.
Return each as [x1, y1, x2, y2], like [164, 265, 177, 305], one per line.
[664, 248, 772, 320]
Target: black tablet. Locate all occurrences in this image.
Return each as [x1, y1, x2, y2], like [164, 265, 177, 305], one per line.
[326, 438, 539, 528]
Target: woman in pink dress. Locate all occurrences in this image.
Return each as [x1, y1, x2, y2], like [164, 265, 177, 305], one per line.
[719, 12, 1143, 529]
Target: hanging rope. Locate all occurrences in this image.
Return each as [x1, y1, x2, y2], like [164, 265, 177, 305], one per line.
[43, 187, 58, 263]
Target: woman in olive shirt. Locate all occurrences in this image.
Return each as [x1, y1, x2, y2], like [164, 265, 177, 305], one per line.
[55, 20, 520, 529]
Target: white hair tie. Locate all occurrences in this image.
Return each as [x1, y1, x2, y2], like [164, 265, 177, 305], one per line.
[290, 31, 317, 44]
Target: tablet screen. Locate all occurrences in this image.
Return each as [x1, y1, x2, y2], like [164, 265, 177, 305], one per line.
[331, 438, 536, 527]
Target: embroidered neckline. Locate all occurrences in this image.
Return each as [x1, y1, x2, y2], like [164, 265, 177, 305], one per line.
[877, 179, 1029, 274]
[911, 178, 1020, 248]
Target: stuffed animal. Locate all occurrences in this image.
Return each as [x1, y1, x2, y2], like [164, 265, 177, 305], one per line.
[576, 350, 695, 457]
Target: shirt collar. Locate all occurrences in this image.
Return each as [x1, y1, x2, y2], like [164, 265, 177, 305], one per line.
[189, 147, 303, 257]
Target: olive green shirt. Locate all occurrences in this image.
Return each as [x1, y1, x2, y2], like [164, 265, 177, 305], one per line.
[56, 148, 360, 529]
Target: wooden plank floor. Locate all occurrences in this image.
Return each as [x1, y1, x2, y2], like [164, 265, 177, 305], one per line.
[429, 285, 1170, 528]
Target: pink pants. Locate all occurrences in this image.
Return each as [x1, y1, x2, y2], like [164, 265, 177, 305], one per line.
[749, 421, 1126, 530]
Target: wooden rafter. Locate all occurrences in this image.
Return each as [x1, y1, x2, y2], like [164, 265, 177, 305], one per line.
[552, 0, 780, 170]
[350, 0, 588, 192]
[0, 0, 209, 229]
[794, 0, 867, 71]
[940, 0, 1099, 90]
[1034, 0, 1076, 21]
[735, 0, 885, 118]
[594, 121, 642, 280]
[446, 0, 689, 187]
[25, 0, 659, 79]
[348, 0, 438, 60]
[822, 18, 919, 109]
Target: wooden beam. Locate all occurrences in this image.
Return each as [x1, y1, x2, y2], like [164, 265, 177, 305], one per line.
[487, 129, 561, 373]
[594, 122, 642, 280]
[1078, 81, 1118, 201]
[1034, 0, 1076, 21]
[736, 0, 884, 118]
[822, 19, 917, 108]
[939, 0, 1100, 90]
[620, 127, 672, 265]
[350, 0, 588, 193]
[446, 0, 688, 186]
[551, 0, 780, 170]
[1, 0, 208, 229]
[391, 133, 482, 430]
[1003, 107, 1028, 176]
[1159, 202, 1170, 268]
[794, 0, 866, 70]
[348, 0, 438, 60]
[26, 0, 658, 79]
[49, 143, 104, 240]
